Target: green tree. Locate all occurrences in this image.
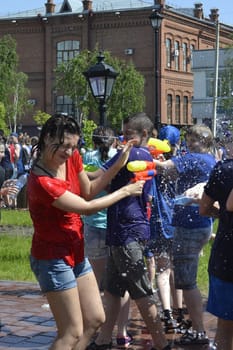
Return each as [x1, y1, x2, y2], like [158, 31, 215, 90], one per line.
[0, 102, 8, 134]
[55, 49, 94, 124]
[33, 110, 51, 128]
[55, 48, 145, 130]
[0, 35, 18, 100]
[81, 119, 97, 150]
[221, 54, 233, 117]
[0, 35, 31, 132]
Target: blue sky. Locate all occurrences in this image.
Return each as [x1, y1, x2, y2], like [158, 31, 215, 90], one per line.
[0, 0, 232, 26]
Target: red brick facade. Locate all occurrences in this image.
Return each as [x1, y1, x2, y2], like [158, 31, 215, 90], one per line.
[0, 0, 232, 133]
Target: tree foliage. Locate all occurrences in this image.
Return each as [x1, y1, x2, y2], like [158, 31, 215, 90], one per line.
[0, 102, 8, 134]
[81, 119, 97, 150]
[55, 48, 145, 130]
[221, 52, 233, 116]
[0, 35, 31, 132]
[33, 110, 51, 127]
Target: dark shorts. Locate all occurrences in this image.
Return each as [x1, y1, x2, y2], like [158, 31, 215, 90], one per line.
[207, 274, 233, 320]
[104, 241, 154, 300]
[145, 235, 173, 257]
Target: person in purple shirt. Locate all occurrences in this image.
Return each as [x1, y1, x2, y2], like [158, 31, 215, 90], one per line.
[87, 112, 171, 350]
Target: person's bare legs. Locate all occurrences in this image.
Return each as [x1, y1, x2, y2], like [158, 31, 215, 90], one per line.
[116, 291, 131, 337]
[47, 271, 105, 350]
[94, 291, 168, 350]
[135, 295, 169, 350]
[182, 287, 205, 332]
[89, 257, 106, 290]
[94, 290, 122, 345]
[169, 271, 183, 310]
[75, 271, 106, 349]
[89, 256, 131, 339]
[146, 256, 156, 290]
[47, 288, 83, 350]
[156, 255, 171, 310]
[169, 270, 184, 323]
[214, 318, 233, 350]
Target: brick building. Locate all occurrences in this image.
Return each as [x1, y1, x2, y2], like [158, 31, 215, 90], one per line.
[0, 0, 233, 134]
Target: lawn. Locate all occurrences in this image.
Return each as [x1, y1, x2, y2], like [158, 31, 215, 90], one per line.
[0, 209, 215, 296]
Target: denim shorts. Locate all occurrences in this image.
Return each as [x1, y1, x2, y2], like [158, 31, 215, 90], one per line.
[104, 241, 154, 300]
[172, 226, 212, 290]
[207, 274, 233, 320]
[30, 256, 93, 293]
[84, 223, 108, 260]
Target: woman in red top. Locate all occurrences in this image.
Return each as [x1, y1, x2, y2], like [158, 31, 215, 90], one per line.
[28, 114, 144, 350]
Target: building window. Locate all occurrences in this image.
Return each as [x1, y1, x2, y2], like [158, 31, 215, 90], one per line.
[175, 95, 180, 123]
[182, 43, 188, 72]
[174, 41, 179, 71]
[57, 40, 80, 64]
[183, 96, 188, 124]
[206, 72, 215, 97]
[190, 44, 195, 65]
[167, 94, 172, 124]
[55, 95, 74, 115]
[166, 38, 172, 68]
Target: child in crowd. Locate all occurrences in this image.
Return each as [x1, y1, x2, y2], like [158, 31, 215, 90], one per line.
[154, 124, 216, 346]
[146, 125, 184, 333]
[83, 126, 132, 348]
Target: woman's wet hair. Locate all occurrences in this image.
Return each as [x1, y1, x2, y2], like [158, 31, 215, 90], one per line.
[33, 113, 81, 159]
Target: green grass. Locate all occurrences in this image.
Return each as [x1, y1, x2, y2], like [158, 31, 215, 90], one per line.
[0, 234, 36, 281]
[197, 240, 213, 297]
[0, 209, 32, 226]
[0, 209, 216, 296]
[0, 209, 35, 281]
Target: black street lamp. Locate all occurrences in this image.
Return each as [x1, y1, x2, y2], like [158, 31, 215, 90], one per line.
[83, 53, 118, 126]
[149, 10, 163, 132]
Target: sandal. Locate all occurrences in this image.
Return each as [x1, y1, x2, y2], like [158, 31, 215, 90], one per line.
[116, 332, 133, 348]
[175, 329, 209, 345]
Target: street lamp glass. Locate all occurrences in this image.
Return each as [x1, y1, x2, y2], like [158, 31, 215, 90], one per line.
[89, 76, 115, 101]
[149, 11, 163, 29]
[83, 54, 118, 104]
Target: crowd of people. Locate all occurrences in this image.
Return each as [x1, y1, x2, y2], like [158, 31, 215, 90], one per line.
[1, 112, 233, 350]
[0, 130, 38, 208]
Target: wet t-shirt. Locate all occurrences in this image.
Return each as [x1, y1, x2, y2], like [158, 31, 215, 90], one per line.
[102, 146, 153, 246]
[172, 152, 216, 228]
[28, 150, 84, 267]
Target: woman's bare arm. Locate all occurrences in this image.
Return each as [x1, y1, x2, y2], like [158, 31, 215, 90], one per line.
[199, 192, 219, 218]
[52, 180, 145, 215]
[226, 188, 233, 211]
[80, 139, 137, 200]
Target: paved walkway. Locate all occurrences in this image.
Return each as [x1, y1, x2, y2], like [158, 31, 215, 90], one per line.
[0, 281, 217, 350]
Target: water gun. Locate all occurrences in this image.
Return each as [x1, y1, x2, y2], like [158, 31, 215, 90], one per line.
[127, 160, 156, 182]
[147, 137, 171, 158]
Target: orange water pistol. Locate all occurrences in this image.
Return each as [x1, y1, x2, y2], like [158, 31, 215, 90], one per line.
[127, 160, 156, 182]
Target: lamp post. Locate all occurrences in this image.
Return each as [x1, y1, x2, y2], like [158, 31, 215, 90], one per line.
[149, 10, 163, 132]
[212, 20, 220, 137]
[83, 53, 118, 126]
